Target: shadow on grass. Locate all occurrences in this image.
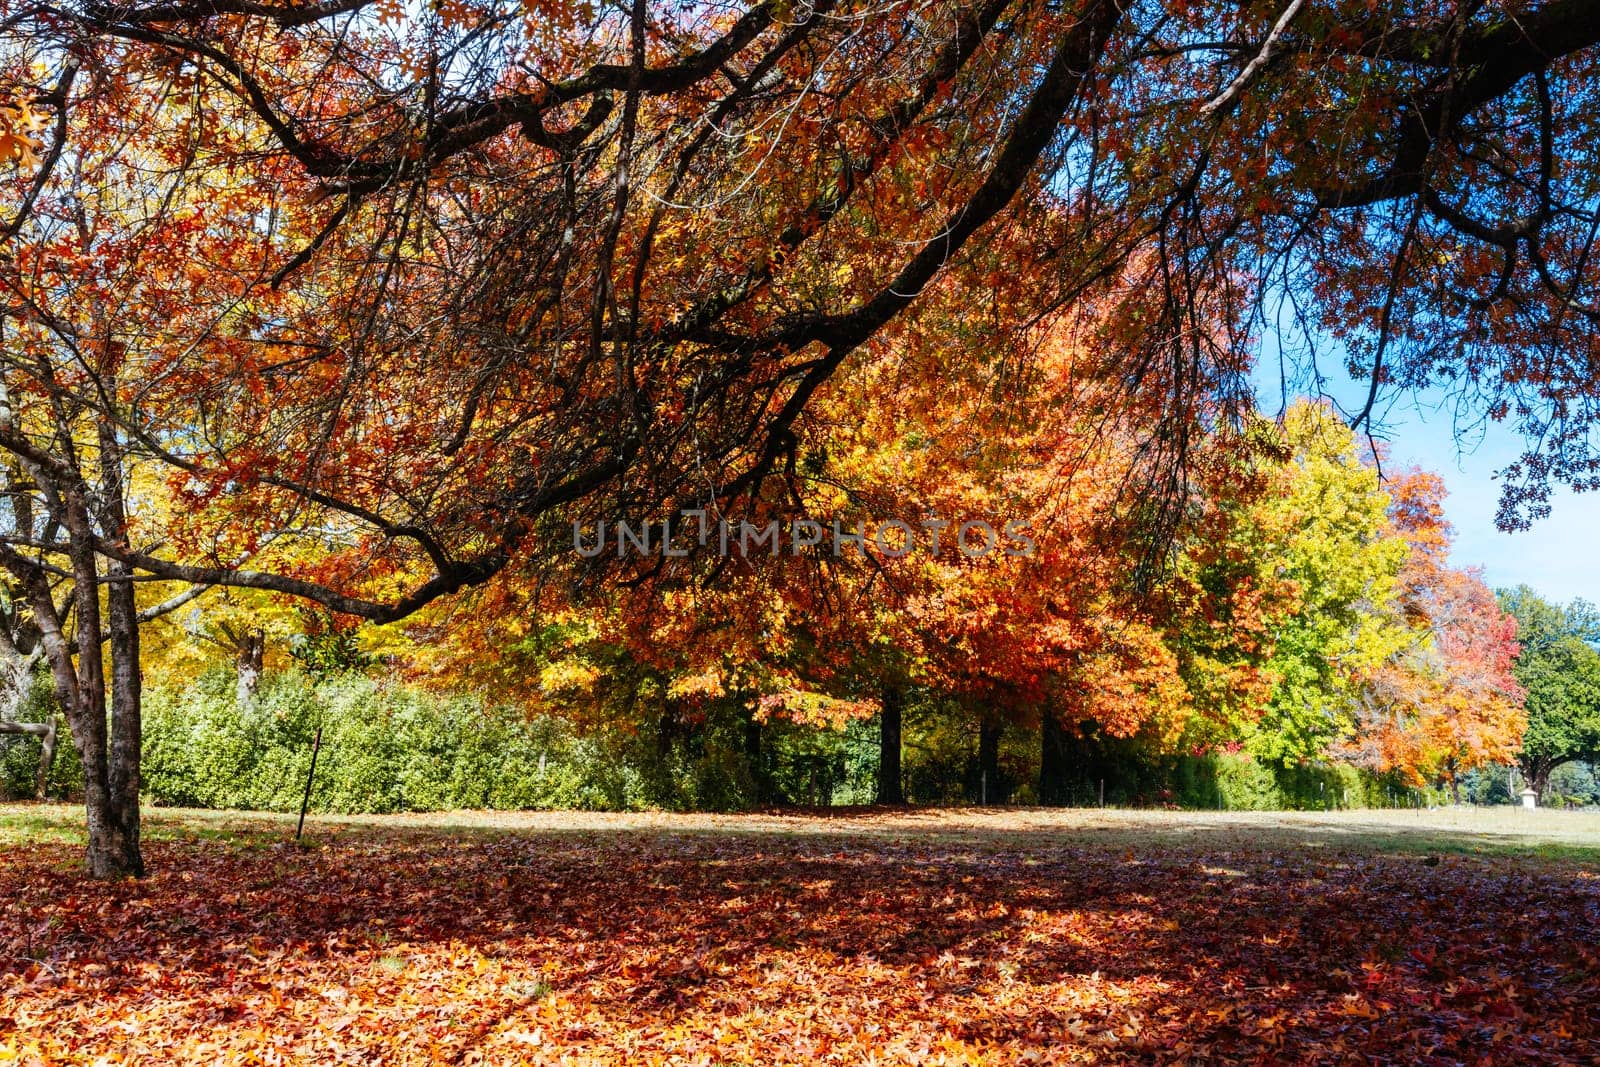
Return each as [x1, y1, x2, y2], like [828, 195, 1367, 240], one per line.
[10, 801, 1600, 862]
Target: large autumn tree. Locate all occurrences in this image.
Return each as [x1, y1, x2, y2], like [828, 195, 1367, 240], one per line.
[1240, 402, 1412, 765]
[4, 0, 1600, 875]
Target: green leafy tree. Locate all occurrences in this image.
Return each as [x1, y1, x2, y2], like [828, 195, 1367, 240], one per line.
[1247, 403, 1412, 765]
[1498, 587, 1600, 799]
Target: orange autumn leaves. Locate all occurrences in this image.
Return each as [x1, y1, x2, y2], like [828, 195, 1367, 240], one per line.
[0, 0, 1536, 788]
[0, 92, 46, 169]
[397, 295, 1528, 789]
[3, 811, 1598, 1064]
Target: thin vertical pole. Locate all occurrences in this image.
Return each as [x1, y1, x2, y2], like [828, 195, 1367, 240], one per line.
[296, 727, 323, 842]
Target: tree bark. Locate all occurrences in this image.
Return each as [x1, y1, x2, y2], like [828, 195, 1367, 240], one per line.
[1039, 709, 1069, 806]
[0, 383, 141, 875]
[78, 526, 142, 876]
[97, 417, 145, 877]
[36, 715, 56, 800]
[877, 684, 904, 805]
[17, 492, 146, 878]
[103, 565, 143, 878]
[977, 718, 1002, 804]
[742, 710, 767, 805]
[0, 602, 50, 799]
[235, 628, 264, 706]
[1, 537, 143, 874]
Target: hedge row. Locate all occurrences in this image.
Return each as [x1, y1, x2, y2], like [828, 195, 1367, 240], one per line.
[138, 669, 863, 813]
[3, 667, 1443, 812]
[141, 670, 654, 813]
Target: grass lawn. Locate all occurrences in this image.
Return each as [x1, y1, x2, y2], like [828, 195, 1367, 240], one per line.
[2, 804, 1597, 1064]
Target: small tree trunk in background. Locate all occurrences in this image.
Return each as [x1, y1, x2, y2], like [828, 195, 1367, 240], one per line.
[656, 702, 676, 758]
[34, 717, 55, 800]
[1528, 761, 1558, 804]
[978, 718, 1002, 804]
[0, 719, 55, 799]
[1040, 710, 1068, 806]
[877, 684, 904, 805]
[1445, 757, 1462, 806]
[1519, 758, 1553, 804]
[236, 629, 264, 706]
[0, 638, 48, 799]
[742, 707, 768, 805]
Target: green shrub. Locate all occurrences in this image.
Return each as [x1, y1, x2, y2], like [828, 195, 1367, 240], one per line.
[1168, 752, 1442, 811]
[1193, 752, 1280, 810]
[132, 667, 1455, 814]
[141, 668, 645, 813]
[140, 668, 836, 814]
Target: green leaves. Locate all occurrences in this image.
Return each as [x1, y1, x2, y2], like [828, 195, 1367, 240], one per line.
[1244, 403, 1412, 765]
[1500, 586, 1600, 787]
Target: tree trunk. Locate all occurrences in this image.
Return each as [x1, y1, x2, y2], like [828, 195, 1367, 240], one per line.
[1520, 757, 1563, 804]
[53, 612, 142, 877]
[5, 547, 143, 876]
[0, 632, 49, 799]
[743, 711, 767, 805]
[236, 628, 264, 706]
[877, 684, 904, 805]
[97, 418, 145, 877]
[1039, 709, 1069, 806]
[657, 702, 676, 758]
[104, 569, 144, 878]
[37, 495, 144, 878]
[1532, 766, 1550, 802]
[0, 382, 142, 876]
[34, 716, 55, 800]
[977, 718, 1002, 804]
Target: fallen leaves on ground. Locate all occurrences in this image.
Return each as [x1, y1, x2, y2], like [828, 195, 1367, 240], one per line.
[2, 811, 1597, 1064]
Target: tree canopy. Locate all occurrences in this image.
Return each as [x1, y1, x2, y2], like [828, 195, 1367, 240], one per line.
[5, 0, 1600, 617]
[1497, 586, 1600, 796]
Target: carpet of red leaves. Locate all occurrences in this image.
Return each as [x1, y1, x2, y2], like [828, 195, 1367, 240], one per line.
[2, 811, 1598, 1064]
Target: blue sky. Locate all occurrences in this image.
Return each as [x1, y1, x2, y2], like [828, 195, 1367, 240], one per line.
[1261, 374, 1600, 606]
[1369, 408, 1600, 606]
